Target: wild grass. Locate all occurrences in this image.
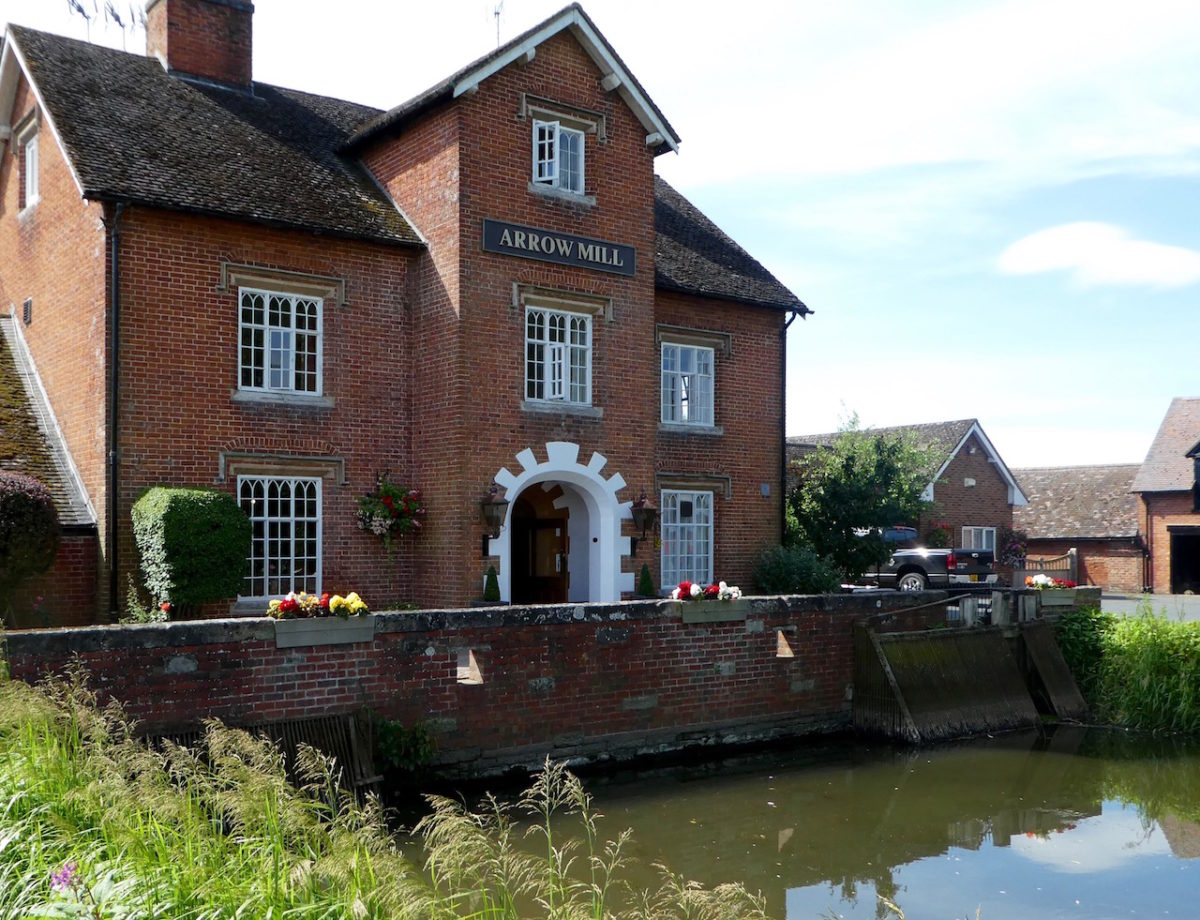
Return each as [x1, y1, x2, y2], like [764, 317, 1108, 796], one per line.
[1058, 602, 1200, 733]
[0, 653, 767, 919]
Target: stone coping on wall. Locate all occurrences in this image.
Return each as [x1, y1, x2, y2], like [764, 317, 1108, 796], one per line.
[5, 592, 944, 656]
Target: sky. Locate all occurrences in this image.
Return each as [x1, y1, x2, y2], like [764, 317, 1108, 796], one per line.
[4, 0, 1200, 469]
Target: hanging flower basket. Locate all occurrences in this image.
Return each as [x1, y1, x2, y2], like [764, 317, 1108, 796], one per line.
[357, 473, 424, 553]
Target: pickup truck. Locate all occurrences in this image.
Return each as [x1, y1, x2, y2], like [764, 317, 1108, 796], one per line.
[863, 527, 997, 591]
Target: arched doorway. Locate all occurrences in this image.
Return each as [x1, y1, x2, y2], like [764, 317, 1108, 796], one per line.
[488, 441, 636, 603]
[510, 486, 570, 604]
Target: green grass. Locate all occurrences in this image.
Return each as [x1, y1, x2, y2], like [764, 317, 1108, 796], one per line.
[0, 656, 766, 919]
[1058, 602, 1200, 733]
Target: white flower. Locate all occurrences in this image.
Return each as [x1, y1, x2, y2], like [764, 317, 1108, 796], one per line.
[719, 582, 742, 601]
[670, 587, 682, 600]
[689, 583, 702, 598]
[370, 516, 390, 536]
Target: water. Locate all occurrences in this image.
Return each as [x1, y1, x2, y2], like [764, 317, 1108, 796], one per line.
[573, 727, 1200, 919]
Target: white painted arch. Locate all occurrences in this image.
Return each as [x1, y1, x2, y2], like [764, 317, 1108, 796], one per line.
[488, 441, 634, 602]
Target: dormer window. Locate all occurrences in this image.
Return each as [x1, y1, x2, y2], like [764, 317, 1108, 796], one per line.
[533, 119, 584, 194]
[17, 120, 39, 210]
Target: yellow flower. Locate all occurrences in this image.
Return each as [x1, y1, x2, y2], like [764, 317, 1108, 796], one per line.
[329, 595, 347, 614]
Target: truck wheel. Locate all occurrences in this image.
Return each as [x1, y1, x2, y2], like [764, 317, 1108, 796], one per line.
[897, 571, 927, 591]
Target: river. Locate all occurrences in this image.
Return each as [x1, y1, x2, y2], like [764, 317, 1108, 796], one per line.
[568, 726, 1200, 919]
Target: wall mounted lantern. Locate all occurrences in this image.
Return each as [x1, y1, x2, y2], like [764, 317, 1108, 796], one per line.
[630, 491, 657, 557]
[480, 485, 510, 555]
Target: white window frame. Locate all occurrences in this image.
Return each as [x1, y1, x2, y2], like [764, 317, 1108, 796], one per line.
[525, 304, 591, 405]
[661, 342, 714, 427]
[237, 475, 322, 599]
[18, 123, 38, 209]
[532, 118, 585, 195]
[961, 526, 996, 552]
[238, 286, 323, 396]
[661, 489, 714, 588]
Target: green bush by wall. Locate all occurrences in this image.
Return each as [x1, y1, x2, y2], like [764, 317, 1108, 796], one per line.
[132, 487, 251, 607]
[0, 471, 59, 594]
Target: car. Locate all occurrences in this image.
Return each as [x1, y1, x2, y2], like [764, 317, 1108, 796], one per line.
[861, 527, 997, 591]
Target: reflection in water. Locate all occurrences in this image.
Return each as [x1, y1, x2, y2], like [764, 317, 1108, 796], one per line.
[575, 727, 1200, 919]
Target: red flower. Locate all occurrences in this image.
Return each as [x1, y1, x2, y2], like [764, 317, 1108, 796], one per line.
[279, 597, 300, 614]
[319, 592, 331, 609]
[160, 601, 171, 612]
[678, 581, 692, 597]
[704, 584, 720, 598]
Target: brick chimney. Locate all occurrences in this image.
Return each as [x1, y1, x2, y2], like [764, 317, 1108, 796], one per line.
[145, 0, 254, 88]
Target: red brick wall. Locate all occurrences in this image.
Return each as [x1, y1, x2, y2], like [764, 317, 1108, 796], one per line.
[9, 532, 99, 628]
[655, 292, 784, 589]
[1141, 492, 1198, 594]
[360, 103, 470, 602]
[146, 0, 253, 86]
[920, 433, 1015, 544]
[0, 77, 110, 618]
[3, 593, 947, 775]
[1024, 538, 1145, 593]
[112, 207, 419, 609]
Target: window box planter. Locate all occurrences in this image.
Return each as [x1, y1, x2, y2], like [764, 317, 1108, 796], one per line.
[1037, 590, 1076, 608]
[274, 615, 375, 649]
[673, 599, 752, 623]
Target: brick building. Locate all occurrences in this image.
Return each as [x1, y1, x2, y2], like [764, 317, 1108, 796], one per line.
[1132, 398, 1200, 595]
[788, 419, 1027, 552]
[1013, 464, 1144, 593]
[0, 1, 807, 620]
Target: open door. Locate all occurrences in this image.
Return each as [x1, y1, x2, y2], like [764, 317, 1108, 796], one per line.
[510, 488, 569, 604]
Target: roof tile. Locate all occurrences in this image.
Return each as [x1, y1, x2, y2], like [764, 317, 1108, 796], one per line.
[1131, 398, 1200, 493]
[1013, 465, 1140, 540]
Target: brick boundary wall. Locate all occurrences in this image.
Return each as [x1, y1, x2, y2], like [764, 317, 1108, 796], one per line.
[3, 592, 1059, 777]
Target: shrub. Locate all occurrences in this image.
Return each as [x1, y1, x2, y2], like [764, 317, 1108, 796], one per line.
[1055, 605, 1114, 703]
[753, 543, 841, 595]
[131, 487, 251, 607]
[483, 564, 501, 602]
[0, 471, 59, 593]
[371, 712, 436, 777]
[637, 563, 656, 597]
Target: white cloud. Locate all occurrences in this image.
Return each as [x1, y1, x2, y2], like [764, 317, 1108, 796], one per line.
[998, 222, 1200, 288]
[1011, 807, 1169, 874]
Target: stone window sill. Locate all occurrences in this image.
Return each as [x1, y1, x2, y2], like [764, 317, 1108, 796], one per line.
[232, 389, 335, 409]
[522, 399, 603, 419]
[528, 182, 596, 208]
[659, 422, 723, 437]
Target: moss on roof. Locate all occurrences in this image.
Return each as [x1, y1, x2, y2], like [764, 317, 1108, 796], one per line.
[0, 333, 57, 487]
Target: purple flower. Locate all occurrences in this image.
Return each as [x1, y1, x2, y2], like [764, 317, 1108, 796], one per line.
[50, 860, 78, 893]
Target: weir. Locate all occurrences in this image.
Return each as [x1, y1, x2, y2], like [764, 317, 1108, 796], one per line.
[853, 617, 1087, 743]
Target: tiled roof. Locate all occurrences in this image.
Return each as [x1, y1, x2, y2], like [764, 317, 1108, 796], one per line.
[1012, 464, 1140, 540]
[655, 177, 808, 313]
[1131, 398, 1200, 493]
[9, 25, 421, 246]
[788, 419, 975, 468]
[0, 317, 94, 528]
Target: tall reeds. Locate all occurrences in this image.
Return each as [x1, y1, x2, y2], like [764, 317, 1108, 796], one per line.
[1057, 602, 1200, 733]
[0, 654, 766, 919]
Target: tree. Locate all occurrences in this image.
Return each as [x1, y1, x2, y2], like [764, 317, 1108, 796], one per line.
[787, 418, 939, 582]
